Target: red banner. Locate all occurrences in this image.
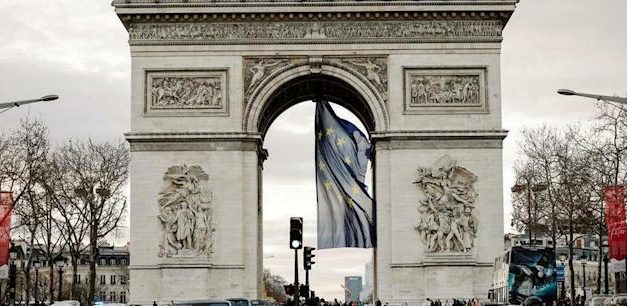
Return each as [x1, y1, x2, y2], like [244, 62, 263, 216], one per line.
[604, 186, 627, 272]
[0, 192, 12, 267]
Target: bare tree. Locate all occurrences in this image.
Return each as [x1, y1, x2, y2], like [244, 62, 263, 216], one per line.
[514, 126, 597, 305]
[582, 102, 627, 293]
[53, 140, 129, 305]
[0, 118, 52, 305]
[263, 269, 288, 303]
[43, 152, 90, 300]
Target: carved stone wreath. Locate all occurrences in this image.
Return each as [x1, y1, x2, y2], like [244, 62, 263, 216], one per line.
[413, 155, 478, 253]
[157, 165, 215, 258]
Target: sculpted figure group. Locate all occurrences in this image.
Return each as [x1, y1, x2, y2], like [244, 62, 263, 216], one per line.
[129, 20, 502, 42]
[151, 77, 223, 109]
[414, 155, 478, 253]
[410, 76, 480, 106]
[158, 165, 215, 258]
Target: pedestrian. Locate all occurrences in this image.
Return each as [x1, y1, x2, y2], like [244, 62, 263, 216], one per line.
[376, 300, 382, 306]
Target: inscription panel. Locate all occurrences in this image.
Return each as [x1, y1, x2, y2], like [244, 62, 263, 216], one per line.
[404, 68, 487, 114]
[145, 70, 228, 116]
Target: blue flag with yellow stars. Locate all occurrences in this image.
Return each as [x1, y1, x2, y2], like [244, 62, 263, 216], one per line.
[315, 100, 376, 249]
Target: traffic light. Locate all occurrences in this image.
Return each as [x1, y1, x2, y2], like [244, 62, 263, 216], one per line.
[290, 217, 303, 249]
[284, 284, 295, 295]
[304, 246, 316, 270]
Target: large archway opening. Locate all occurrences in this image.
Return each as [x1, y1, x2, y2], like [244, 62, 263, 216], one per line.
[259, 75, 377, 301]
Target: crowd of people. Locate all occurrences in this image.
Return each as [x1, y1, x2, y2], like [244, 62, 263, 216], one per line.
[424, 298, 481, 306]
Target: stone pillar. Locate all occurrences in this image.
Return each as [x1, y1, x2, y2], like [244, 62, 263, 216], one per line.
[127, 135, 263, 304]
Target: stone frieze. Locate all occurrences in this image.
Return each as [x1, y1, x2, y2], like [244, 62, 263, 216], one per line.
[129, 20, 502, 44]
[146, 70, 228, 115]
[404, 68, 487, 114]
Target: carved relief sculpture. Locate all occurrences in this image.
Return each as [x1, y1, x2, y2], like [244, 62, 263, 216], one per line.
[409, 75, 480, 106]
[341, 57, 388, 100]
[128, 20, 502, 44]
[246, 59, 286, 95]
[157, 165, 215, 258]
[404, 68, 487, 114]
[146, 70, 228, 115]
[243, 57, 303, 103]
[413, 155, 478, 253]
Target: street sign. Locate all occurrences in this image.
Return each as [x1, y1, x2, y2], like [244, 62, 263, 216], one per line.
[556, 265, 564, 282]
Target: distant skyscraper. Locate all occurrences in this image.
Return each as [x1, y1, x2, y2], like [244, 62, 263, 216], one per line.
[344, 276, 363, 302]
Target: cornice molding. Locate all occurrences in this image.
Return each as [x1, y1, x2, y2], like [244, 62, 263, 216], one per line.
[371, 129, 508, 141]
[113, 0, 518, 10]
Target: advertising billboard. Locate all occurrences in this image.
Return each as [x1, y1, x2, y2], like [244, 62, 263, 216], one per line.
[508, 247, 557, 305]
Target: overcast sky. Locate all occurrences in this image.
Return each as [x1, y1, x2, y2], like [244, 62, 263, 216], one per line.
[1, 0, 627, 301]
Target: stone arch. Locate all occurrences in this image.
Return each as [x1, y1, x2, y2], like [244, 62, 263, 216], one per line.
[243, 61, 389, 137]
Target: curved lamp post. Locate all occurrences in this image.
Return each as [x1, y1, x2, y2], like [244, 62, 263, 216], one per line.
[0, 95, 59, 114]
[557, 89, 627, 104]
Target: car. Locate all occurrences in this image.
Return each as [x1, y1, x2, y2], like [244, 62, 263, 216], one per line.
[613, 295, 627, 306]
[173, 299, 233, 306]
[251, 300, 274, 306]
[227, 298, 251, 306]
[52, 300, 80, 306]
[586, 296, 611, 306]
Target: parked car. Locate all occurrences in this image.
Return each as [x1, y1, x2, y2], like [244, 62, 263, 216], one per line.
[173, 300, 233, 306]
[586, 295, 611, 306]
[52, 300, 80, 306]
[228, 298, 251, 306]
[251, 300, 273, 306]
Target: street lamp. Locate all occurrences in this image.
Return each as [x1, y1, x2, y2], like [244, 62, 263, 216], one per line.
[33, 260, 41, 306]
[560, 254, 567, 303]
[603, 240, 610, 294]
[9, 242, 18, 306]
[0, 95, 59, 114]
[54, 254, 67, 301]
[581, 255, 588, 294]
[557, 89, 627, 105]
[511, 182, 548, 246]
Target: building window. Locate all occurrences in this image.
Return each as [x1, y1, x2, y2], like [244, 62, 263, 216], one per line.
[100, 275, 106, 285]
[120, 291, 127, 303]
[111, 258, 117, 265]
[99, 258, 106, 266]
[74, 274, 81, 284]
[121, 259, 127, 265]
[99, 291, 106, 301]
[110, 275, 116, 285]
[109, 291, 117, 302]
[120, 275, 126, 285]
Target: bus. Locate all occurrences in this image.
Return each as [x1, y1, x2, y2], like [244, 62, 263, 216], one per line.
[488, 246, 557, 305]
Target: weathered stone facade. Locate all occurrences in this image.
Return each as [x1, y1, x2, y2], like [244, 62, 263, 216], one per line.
[114, 0, 516, 304]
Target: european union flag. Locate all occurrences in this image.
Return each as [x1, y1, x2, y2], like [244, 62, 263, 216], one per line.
[315, 100, 376, 249]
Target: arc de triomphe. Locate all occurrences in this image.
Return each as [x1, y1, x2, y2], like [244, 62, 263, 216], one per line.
[113, 0, 516, 304]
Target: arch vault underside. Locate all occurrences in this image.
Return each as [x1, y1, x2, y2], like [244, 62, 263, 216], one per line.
[116, 0, 516, 304]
